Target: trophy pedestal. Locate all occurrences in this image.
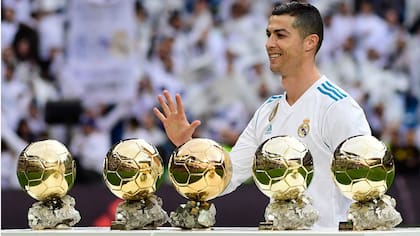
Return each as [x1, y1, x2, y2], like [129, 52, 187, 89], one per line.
[348, 195, 402, 230]
[28, 195, 81, 230]
[111, 195, 168, 230]
[169, 201, 216, 229]
[264, 195, 319, 230]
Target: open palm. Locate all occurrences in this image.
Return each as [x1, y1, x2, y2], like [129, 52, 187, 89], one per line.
[153, 90, 201, 147]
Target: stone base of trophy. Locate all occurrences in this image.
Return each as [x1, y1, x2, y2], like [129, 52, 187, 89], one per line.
[111, 195, 168, 230]
[169, 200, 216, 229]
[28, 195, 81, 230]
[348, 194, 402, 231]
[264, 195, 319, 230]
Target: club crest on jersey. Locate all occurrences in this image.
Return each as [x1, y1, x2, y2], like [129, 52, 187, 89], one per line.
[298, 119, 310, 137]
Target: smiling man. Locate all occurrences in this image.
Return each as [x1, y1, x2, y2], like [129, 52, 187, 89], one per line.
[153, 1, 371, 229]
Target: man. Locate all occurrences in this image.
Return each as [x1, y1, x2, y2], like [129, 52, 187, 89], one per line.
[153, 2, 371, 229]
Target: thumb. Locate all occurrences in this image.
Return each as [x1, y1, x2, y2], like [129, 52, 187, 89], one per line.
[190, 120, 201, 130]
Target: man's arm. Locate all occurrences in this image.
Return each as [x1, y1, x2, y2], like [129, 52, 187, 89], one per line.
[322, 98, 371, 152]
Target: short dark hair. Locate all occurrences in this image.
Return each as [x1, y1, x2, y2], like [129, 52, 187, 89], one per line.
[272, 1, 323, 53]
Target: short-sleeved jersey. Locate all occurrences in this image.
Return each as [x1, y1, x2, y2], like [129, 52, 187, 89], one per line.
[223, 75, 371, 229]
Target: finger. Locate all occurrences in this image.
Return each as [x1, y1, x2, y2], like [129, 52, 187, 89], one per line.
[163, 90, 177, 112]
[157, 94, 171, 116]
[153, 107, 166, 122]
[187, 120, 201, 137]
[175, 93, 185, 115]
[190, 120, 201, 129]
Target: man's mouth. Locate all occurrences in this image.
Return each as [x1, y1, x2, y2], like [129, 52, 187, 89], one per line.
[269, 53, 281, 59]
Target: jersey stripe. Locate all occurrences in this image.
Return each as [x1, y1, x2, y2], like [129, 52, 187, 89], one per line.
[317, 87, 339, 101]
[321, 83, 344, 99]
[255, 106, 263, 127]
[265, 95, 282, 104]
[325, 81, 347, 98]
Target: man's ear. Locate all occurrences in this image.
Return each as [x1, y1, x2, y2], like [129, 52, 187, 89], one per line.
[304, 34, 319, 52]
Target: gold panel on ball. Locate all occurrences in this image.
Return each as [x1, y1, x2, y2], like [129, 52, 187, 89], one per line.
[16, 140, 76, 201]
[253, 135, 313, 201]
[103, 139, 164, 201]
[169, 138, 232, 202]
[331, 135, 395, 202]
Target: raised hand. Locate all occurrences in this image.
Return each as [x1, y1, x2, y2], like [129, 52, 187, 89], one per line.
[153, 90, 201, 147]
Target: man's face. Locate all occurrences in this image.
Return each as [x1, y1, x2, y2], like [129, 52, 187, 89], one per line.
[265, 15, 305, 75]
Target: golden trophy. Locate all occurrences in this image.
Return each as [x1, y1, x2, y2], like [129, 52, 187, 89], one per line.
[253, 135, 318, 230]
[16, 139, 80, 230]
[168, 138, 232, 229]
[103, 138, 168, 230]
[332, 135, 402, 230]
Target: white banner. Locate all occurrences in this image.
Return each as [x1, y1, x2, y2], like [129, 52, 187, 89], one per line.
[64, 0, 136, 105]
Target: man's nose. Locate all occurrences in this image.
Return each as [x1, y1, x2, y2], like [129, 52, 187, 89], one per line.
[266, 35, 275, 49]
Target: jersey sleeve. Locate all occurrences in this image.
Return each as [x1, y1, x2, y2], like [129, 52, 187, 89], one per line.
[322, 98, 372, 152]
[220, 107, 260, 196]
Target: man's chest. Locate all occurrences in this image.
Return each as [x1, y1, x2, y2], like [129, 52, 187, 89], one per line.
[256, 102, 322, 144]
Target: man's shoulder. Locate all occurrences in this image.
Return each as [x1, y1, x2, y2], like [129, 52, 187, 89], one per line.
[313, 77, 349, 104]
[263, 94, 284, 105]
[252, 94, 284, 124]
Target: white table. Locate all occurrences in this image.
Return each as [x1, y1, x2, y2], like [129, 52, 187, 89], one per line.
[2, 227, 420, 236]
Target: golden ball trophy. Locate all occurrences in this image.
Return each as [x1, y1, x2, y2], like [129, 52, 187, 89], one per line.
[332, 135, 402, 230]
[253, 135, 319, 230]
[16, 139, 80, 230]
[103, 138, 168, 230]
[168, 138, 232, 229]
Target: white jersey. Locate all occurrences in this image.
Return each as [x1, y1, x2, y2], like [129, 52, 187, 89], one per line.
[223, 75, 371, 229]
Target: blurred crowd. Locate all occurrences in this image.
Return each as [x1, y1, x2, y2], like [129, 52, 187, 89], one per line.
[1, 0, 420, 218]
